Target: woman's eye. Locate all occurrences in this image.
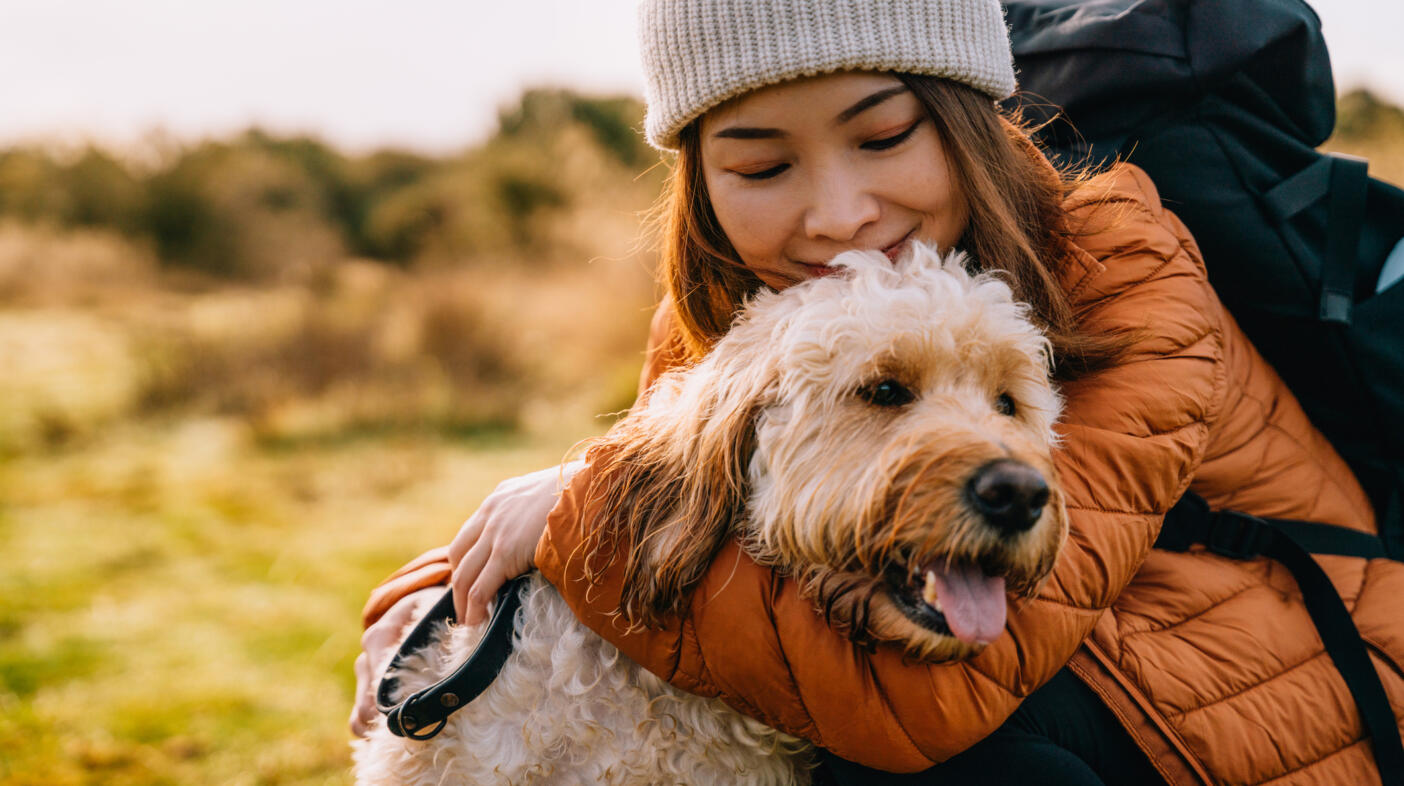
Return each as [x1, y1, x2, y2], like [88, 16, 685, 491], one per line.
[995, 393, 1017, 416]
[858, 379, 916, 408]
[737, 163, 790, 181]
[861, 120, 922, 152]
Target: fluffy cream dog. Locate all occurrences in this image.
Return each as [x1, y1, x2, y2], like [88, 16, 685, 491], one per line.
[353, 243, 1068, 785]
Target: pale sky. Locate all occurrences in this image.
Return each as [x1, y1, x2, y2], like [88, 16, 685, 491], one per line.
[0, 0, 1397, 155]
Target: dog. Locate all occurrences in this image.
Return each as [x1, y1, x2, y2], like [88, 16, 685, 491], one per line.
[353, 243, 1068, 785]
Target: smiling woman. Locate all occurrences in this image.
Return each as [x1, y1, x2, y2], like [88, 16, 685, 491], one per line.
[664, 71, 1126, 376]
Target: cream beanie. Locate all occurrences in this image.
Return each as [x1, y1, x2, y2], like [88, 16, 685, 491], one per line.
[638, 0, 1017, 150]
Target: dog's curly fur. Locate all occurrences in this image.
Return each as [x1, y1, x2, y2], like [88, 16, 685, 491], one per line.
[354, 243, 1067, 784]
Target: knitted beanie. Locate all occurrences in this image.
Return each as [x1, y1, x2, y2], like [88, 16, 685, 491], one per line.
[638, 0, 1017, 150]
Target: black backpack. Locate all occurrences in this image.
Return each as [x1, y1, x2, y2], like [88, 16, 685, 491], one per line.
[1002, 0, 1404, 779]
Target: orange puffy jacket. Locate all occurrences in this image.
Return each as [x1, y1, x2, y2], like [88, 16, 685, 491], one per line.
[364, 164, 1404, 785]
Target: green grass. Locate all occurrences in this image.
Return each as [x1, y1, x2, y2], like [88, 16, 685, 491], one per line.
[0, 419, 597, 785]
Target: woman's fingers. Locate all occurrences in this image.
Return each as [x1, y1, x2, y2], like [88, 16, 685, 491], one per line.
[452, 534, 494, 624]
[447, 508, 488, 568]
[465, 552, 516, 626]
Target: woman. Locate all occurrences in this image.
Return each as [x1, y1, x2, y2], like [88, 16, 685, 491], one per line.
[352, 1, 1404, 783]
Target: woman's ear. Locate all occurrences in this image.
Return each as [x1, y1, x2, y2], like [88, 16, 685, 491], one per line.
[579, 348, 770, 628]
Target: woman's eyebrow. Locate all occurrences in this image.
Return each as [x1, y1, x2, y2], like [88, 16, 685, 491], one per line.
[710, 86, 910, 140]
[712, 126, 787, 140]
[835, 86, 909, 123]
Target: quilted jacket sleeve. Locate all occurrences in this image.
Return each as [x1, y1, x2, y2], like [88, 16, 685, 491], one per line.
[534, 165, 1228, 770]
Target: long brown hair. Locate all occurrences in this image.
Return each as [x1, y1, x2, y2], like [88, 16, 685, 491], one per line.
[655, 74, 1129, 379]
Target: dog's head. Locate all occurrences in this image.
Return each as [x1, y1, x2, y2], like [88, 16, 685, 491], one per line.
[581, 243, 1066, 662]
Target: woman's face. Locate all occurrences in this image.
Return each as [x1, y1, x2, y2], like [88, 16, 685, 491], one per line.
[699, 71, 968, 290]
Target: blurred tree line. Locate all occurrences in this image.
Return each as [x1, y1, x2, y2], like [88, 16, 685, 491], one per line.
[1334, 89, 1404, 142]
[0, 89, 661, 279]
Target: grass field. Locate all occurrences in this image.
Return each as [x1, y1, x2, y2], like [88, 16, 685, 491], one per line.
[0, 92, 657, 784]
[0, 419, 601, 785]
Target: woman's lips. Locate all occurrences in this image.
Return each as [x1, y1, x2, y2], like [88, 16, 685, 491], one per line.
[882, 229, 916, 261]
[795, 230, 917, 277]
[798, 262, 842, 277]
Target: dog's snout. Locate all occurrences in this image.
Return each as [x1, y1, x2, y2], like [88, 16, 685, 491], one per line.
[966, 460, 1050, 536]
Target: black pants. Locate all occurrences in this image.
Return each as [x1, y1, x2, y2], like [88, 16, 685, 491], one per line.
[818, 668, 1167, 785]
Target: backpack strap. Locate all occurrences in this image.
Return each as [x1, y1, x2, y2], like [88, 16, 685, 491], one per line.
[1261, 153, 1370, 325]
[1322, 154, 1370, 324]
[1155, 493, 1389, 559]
[1385, 484, 1404, 561]
[1156, 493, 1404, 782]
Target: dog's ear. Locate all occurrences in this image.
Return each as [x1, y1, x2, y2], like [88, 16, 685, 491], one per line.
[579, 348, 769, 628]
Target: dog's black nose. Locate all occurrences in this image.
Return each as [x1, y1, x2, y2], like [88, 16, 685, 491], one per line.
[966, 460, 1050, 536]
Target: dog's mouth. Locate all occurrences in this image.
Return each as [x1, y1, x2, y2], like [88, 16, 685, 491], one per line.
[885, 558, 1007, 645]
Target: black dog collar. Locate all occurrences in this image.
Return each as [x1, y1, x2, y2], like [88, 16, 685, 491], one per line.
[375, 574, 531, 740]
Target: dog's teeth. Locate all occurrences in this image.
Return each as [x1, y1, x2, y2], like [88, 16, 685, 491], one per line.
[923, 570, 939, 608]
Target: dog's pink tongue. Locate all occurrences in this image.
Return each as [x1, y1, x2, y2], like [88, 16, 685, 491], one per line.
[929, 564, 1007, 645]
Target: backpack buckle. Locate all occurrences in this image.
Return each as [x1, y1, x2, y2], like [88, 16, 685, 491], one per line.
[1205, 510, 1274, 560]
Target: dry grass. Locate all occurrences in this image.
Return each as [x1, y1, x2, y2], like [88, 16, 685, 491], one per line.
[1323, 136, 1404, 187]
[0, 230, 656, 456]
[0, 221, 157, 304]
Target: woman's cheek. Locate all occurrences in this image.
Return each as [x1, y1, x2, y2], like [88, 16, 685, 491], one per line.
[712, 183, 792, 263]
[894, 171, 965, 248]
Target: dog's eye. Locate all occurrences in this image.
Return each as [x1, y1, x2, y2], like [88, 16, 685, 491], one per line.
[859, 379, 916, 408]
[995, 393, 1017, 416]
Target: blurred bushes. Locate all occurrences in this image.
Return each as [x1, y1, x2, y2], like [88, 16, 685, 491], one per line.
[1325, 89, 1404, 186]
[128, 264, 544, 442]
[1335, 89, 1404, 142]
[0, 148, 146, 233]
[0, 89, 662, 279]
[499, 89, 655, 169]
[0, 88, 665, 451]
[144, 134, 346, 277]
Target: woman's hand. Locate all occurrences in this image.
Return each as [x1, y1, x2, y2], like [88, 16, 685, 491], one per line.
[448, 461, 584, 625]
[349, 586, 441, 737]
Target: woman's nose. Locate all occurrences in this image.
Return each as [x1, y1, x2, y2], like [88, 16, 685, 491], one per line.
[802, 165, 880, 242]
